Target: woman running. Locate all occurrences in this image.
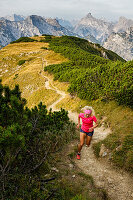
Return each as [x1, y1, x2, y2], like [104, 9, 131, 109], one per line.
[77, 109, 98, 160]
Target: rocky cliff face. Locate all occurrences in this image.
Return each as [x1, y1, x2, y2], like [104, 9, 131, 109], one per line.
[73, 13, 114, 44]
[103, 27, 133, 60]
[0, 15, 76, 46]
[56, 18, 73, 30]
[0, 17, 40, 46]
[0, 13, 133, 60]
[113, 16, 133, 33]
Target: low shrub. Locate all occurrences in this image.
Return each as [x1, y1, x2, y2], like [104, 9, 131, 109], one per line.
[18, 59, 26, 65]
[10, 37, 37, 44]
[41, 47, 48, 50]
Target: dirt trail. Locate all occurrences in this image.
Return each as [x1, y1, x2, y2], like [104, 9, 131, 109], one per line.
[41, 58, 133, 200]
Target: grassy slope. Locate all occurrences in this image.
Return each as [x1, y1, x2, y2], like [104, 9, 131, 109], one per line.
[0, 37, 67, 108]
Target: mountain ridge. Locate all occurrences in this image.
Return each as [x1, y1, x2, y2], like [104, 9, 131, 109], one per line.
[0, 13, 133, 60]
[0, 15, 77, 47]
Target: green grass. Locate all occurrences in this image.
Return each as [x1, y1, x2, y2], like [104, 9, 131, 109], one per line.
[77, 172, 94, 185]
[91, 100, 133, 172]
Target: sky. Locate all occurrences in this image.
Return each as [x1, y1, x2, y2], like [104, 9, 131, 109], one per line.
[0, 0, 133, 22]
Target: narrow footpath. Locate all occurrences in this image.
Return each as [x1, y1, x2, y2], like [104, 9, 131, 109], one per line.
[41, 58, 133, 200]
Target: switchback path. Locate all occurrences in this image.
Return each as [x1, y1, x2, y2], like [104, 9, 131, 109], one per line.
[41, 58, 133, 200]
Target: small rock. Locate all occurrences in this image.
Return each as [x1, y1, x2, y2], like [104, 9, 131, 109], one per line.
[108, 153, 112, 160]
[99, 144, 108, 157]
[116, 145, 122, 151]
[120, 176, 124, 180]
[102, 152, 107, 157]
[45, 174, 50, 177]
[107, 178, 113, 184]
[69, 164, 74, 168]
[51, 167, 59, 172]
[72, 175, 75, 178]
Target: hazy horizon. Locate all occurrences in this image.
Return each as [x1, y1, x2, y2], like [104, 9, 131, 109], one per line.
[0, 0, 133, 22]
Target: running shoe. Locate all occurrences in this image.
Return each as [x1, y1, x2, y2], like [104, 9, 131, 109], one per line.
[77, 153, 81, 160]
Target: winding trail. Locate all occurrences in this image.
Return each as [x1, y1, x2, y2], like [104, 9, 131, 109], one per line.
[41, 58, 133, 200]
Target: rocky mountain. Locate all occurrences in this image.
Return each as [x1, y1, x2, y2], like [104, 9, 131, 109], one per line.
[73, 13, 114, 44]
[0, 13, 133, 60]
[113, 16, 133, 33]
[1, 14, 25, 21]
[0, 15, 77, 46]
[56, 18, 73, 30]
[103, 27, 133, 60]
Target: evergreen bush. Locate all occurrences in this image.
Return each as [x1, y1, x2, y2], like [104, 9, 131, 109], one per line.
[10, 37, 37, 44]
[0, 80, 76, 199]
[18, 59, 26, 65]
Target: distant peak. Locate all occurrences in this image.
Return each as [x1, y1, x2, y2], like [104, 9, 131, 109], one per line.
[86, 13, 93, 18]
[119, 16, 133, 22]
[119, 16, 127, 21]
[27, 15, 45, 21]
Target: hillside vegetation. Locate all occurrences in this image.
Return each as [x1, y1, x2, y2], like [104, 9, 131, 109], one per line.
[43, 35, 133, 172]
[44, 35, 132, 108]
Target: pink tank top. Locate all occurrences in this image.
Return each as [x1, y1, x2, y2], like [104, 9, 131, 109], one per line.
[79, 113, 97, 132]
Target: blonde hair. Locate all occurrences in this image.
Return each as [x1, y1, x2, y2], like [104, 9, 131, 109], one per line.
[81, 106, 95, 116]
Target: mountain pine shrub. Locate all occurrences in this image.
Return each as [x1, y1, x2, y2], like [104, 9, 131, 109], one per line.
[0, 80, 76, 199]
[10, 37, 37, 44]
[44, 36, 133, 108]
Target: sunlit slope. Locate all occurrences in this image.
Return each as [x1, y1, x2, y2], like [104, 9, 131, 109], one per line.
[0, 37, 67, 108]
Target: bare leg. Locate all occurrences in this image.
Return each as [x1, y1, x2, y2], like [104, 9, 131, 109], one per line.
[86, 135, 92, 147]
[78, 132, 86, 153]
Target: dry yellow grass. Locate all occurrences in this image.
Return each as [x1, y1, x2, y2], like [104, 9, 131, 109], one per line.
[45, 50, 68, 65]
[0, 40, 66, 108]
[91, 100, 133, 137]
[26, 87, 60, 109]
[55, 95, 88, 112]
[30, 36, 46, 41]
